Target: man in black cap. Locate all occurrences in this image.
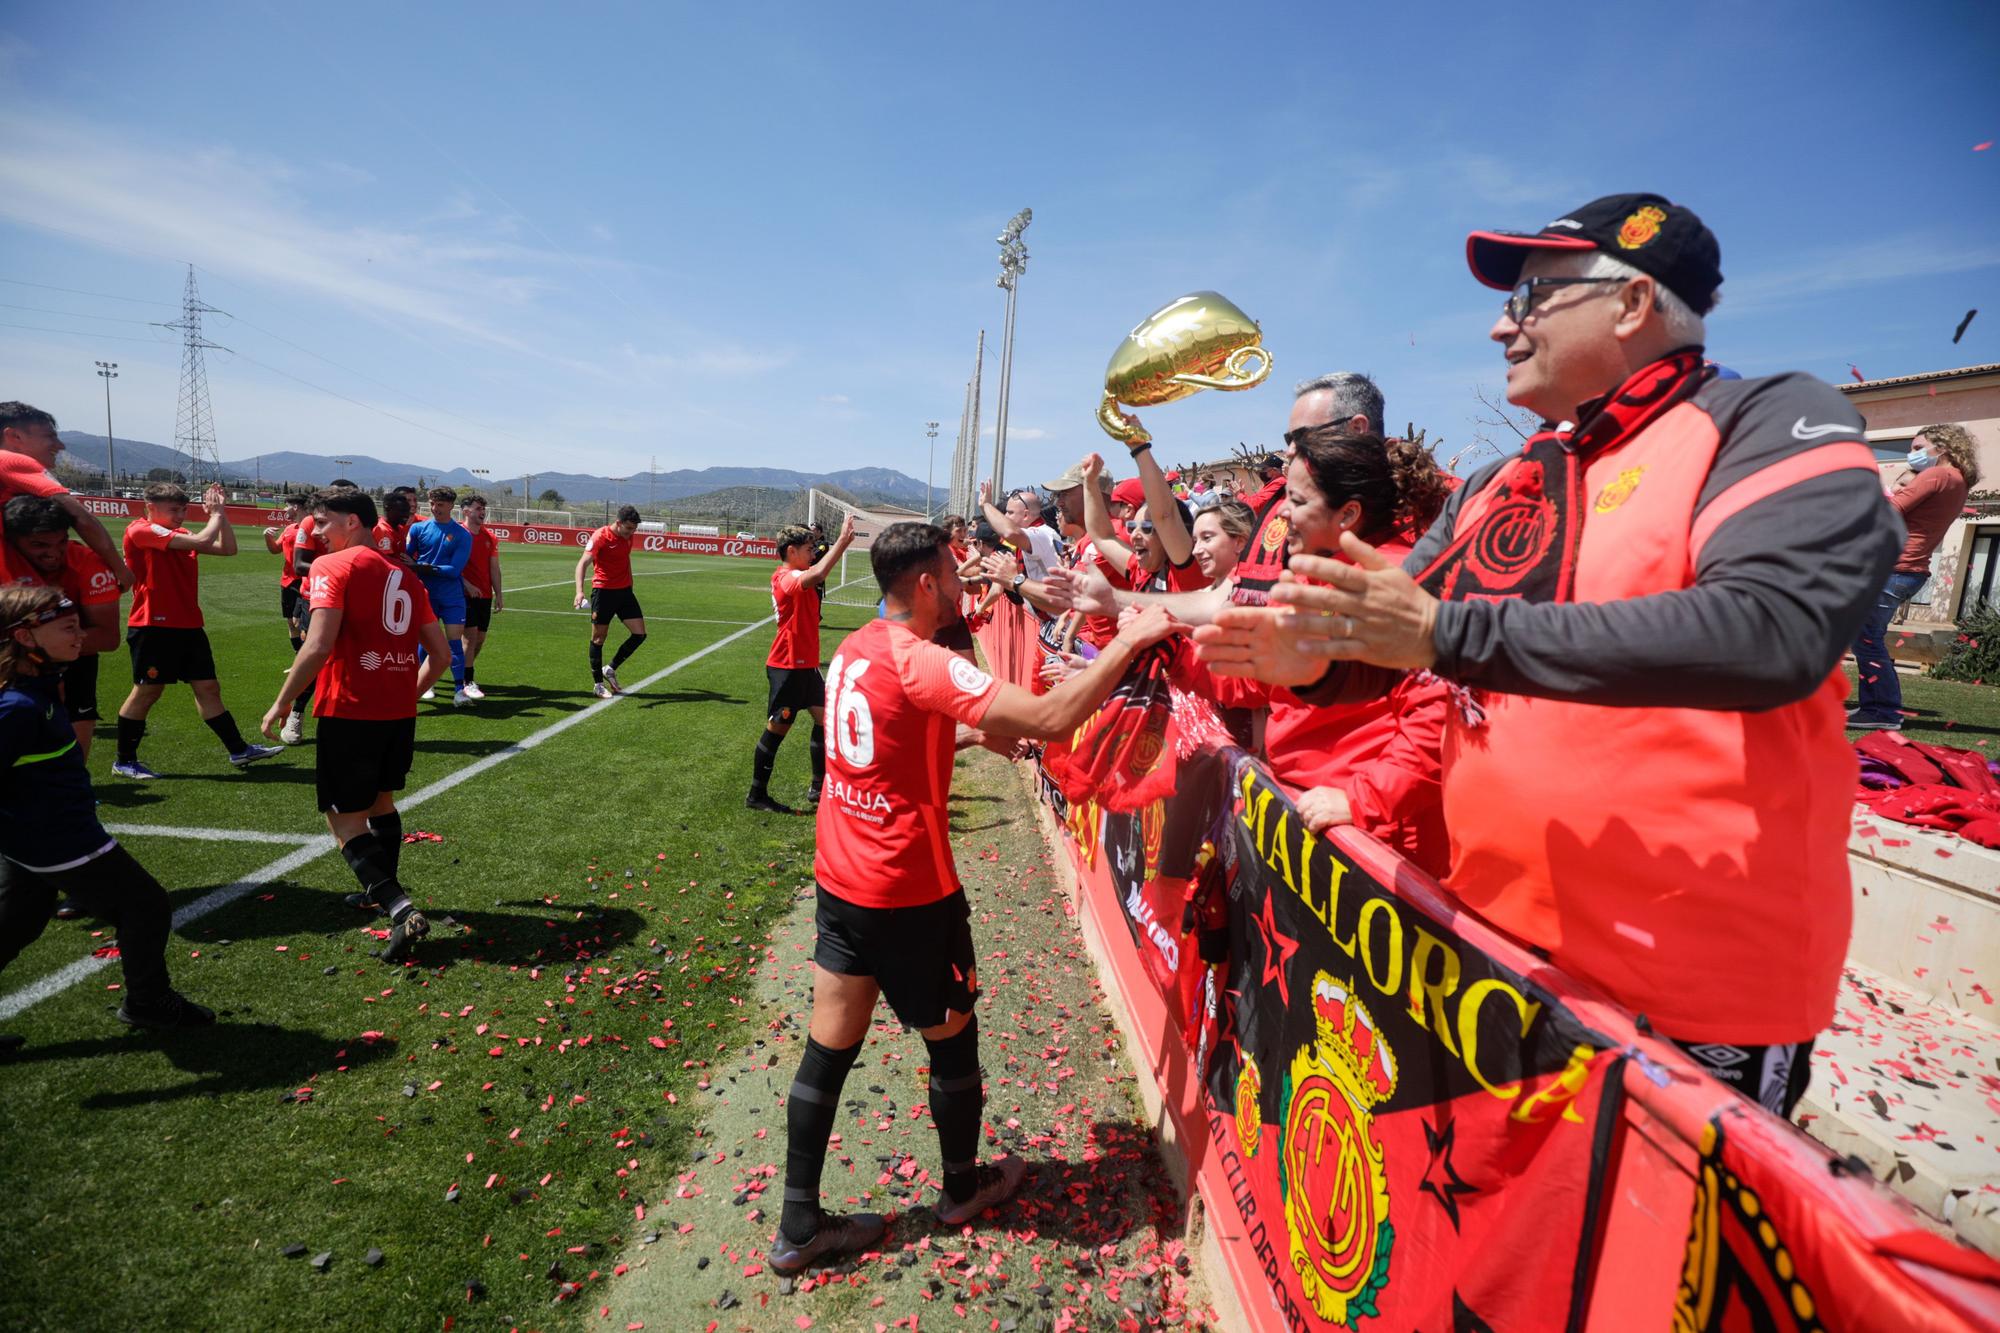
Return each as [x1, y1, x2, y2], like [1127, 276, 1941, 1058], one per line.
[1195, 193, 1901, 1116]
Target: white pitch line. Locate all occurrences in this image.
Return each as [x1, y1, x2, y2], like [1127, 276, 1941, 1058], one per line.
[0, 603, 797, 1022]
[504, 563, 729, 595]
[102, 824, 321, 845]
[497, 610, 758, 625]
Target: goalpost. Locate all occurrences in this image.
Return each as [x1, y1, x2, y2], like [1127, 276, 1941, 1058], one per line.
[507, 508, 576, 527]
[805, 489, 923, 608]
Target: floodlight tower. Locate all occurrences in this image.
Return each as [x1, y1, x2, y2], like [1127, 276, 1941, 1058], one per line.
[158, 266, 228, 485]
[924, 422, 940, 520]
[988, 208, 1030, 495]
[94, 361, 118, 491]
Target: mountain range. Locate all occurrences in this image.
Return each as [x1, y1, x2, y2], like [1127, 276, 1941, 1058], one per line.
[53, 431, 945, 510]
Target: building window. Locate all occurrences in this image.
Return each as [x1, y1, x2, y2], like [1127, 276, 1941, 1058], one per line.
[1962, 528, 2000, 618]
[1871, 435, 1915, 463]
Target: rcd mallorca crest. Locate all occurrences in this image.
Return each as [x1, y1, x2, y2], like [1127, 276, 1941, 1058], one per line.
[1278, 973, 1396, 1326]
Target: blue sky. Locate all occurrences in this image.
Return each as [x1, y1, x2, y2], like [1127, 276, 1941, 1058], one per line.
[2, 2, 1995, 490]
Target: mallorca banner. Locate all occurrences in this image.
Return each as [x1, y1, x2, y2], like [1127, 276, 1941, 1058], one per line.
[984, 600, 2000, 1331]
[1081, 744, 1630, 1331]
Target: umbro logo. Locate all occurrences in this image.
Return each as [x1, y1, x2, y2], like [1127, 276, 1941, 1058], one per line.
[1686, 1043, 1749, 1068]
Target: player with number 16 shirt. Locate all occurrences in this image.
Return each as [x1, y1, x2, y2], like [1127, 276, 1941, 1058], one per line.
[771, 521, 1183, 1275]
[263, 489, 450, 965]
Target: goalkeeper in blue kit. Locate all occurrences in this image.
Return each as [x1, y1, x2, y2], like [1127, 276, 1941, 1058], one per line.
[404, 487, 474, 706]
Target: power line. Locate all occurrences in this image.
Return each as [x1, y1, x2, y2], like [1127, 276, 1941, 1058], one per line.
[0, 320, 167, 344]
[0, 277, 179, 307]
[216, 306, 550, 454]
[4, 271, 550, 465]
[224, 346, 536, 461]
[0, 301, 160, 325]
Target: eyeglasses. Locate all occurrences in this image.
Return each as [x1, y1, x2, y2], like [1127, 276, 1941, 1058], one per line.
[1503, 276, 1626, 324]
[1134, 520, 1156, 534]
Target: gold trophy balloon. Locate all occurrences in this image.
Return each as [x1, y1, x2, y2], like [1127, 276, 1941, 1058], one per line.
[1098, 291, 1272, 445]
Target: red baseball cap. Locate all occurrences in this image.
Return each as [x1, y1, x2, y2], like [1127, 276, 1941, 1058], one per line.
[1111, 478, 1147, 509]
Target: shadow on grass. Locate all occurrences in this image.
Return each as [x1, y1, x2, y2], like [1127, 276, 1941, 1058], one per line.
[185, 885, 654, 969]
[7, 1021, 399, 1109]
[1876, 705, 2000, 740]
[434, 684, 588, 722]
[90, 785, 167, 810]
[891, 1117, 1190, 1252]
[948, 818, 1017, 834]
[639, 688, 747, 708]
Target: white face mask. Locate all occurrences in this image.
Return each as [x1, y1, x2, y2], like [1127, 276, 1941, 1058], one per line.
[1908, 446, 1937, 472]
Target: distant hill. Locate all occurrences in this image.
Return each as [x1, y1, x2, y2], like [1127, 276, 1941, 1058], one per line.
[660, 483, 930, 532]
[54, 431, 943, 511]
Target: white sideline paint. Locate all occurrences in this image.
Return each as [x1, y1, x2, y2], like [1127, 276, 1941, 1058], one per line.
[496, 610, 758, 626]
[0, 609, 788, 1022]
[102, 824, 320, 845]
[505, 562, 724, 596]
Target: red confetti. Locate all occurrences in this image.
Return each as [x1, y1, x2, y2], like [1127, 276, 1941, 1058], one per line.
[1977, 141, 1994, 151]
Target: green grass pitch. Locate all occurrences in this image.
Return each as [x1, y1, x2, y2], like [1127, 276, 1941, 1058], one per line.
[0, 524, 865, 1331]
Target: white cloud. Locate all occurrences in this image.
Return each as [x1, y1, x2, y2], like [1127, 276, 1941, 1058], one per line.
[982, 424, 1049, 440]
[617, 342, 790, 378]
[0, 110, 608, 358]
[818, 393, 851, 406]
[1718, 233, 2000, 313]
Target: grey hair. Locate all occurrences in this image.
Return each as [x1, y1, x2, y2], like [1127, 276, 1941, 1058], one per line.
[1569, 251, 1708, 346]
[1290, 371, 1384, 435]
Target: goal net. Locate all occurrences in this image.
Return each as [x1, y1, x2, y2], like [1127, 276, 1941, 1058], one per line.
[507, 508, 576, 527]
[806, 489, 926, 608]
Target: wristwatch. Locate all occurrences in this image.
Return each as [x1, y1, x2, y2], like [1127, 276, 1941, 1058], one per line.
[1011, 574, 1027, 592]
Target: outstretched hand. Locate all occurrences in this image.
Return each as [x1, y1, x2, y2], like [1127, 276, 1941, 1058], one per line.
[1043, 561, 1117, 616]
[1192, 531, 1437, 682]
[1268, 532, 1438, 671]
[1113, 604, 1184, 652]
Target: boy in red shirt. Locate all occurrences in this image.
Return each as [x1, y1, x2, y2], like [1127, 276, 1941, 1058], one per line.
[261, 494, 311, 643]
[573, 505, 647, 698]
[457, 494, 502, 700]
[112, 482, 282, 780]
[262, 489, 449, 963]
[373, 488, 412, 556]
[4, 495, 122, 760]
[771, 522, 1180, 1273]
[747, 514, 853, 813]
[274, 489, 342, 744]
[0, 401, 133, 592]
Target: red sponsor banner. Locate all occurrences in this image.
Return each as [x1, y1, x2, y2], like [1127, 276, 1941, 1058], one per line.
[75, 495, 283, 527]
[73, 496, 776, 560]
[479, 525, 776, 559]
[974, 600, 2000, 1331]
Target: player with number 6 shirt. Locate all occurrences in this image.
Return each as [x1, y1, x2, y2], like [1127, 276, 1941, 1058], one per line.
[263, 488, 451, 965]
[770, 521, 1183, 1274]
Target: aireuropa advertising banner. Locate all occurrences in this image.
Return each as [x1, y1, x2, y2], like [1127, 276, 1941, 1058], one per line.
[75, 497, 777, 560]
[481, 525, 776, 558]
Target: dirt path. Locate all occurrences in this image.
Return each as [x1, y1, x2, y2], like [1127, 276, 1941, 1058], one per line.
[598, 748, 1215, 1331]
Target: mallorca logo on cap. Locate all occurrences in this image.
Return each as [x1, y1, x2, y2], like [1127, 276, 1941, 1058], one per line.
[1616, 205, 1668, 251]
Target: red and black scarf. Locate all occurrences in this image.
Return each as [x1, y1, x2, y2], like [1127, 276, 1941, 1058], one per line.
[1416, 349, 1709, 604]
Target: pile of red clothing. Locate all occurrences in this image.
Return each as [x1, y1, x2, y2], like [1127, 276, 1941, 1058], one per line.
[1854, 730, 2000, 847]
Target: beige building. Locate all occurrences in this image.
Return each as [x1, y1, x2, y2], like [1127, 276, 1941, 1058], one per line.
[1839, 362, 2000, 634]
